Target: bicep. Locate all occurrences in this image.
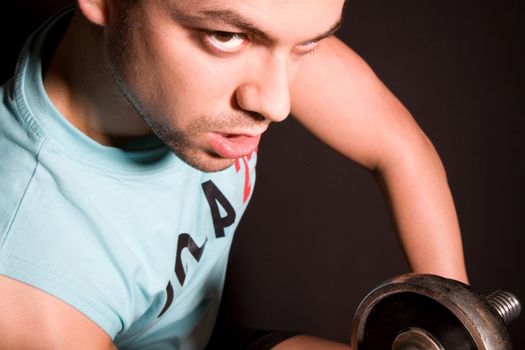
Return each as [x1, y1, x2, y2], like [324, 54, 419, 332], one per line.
[0, 275, 115, 350]
[290, 36, 430, 171]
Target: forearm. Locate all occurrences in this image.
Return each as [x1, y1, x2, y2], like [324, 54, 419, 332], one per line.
[374, 134, 468, 284]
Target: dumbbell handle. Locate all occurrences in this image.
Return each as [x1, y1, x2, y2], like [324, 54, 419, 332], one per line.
[485, 290, 521, 325]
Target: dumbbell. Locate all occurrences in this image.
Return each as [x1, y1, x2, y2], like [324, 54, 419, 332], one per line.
[351, 274, 521, 349]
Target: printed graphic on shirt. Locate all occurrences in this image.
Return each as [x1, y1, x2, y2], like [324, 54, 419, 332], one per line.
[202, 180, 237, 238]
[235, 153, 256, 204]
[158, 154, 255, 318]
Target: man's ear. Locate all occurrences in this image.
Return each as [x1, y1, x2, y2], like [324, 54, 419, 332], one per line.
[76, 0, 109, 26]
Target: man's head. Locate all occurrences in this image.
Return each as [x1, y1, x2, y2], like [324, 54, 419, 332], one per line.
[76, 0, 345, 172]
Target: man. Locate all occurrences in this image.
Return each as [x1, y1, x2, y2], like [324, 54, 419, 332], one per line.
[0, 0, 468, 349]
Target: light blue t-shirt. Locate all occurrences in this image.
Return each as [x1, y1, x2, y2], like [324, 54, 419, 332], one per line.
[0, 8, 257, 349]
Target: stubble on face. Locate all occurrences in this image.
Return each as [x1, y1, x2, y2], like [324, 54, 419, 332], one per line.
[110, 62, 264, 172]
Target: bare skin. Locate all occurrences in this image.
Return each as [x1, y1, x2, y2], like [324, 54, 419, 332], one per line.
[0, 276, 116, 350]
[273, 335, 352, 349]
[0, 0, 468, 348]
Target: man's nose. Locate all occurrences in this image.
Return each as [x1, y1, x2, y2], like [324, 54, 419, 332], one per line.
[235, 54, 291, 123]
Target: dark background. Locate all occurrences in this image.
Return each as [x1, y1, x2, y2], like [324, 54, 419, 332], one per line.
[1, 0, 523, 347]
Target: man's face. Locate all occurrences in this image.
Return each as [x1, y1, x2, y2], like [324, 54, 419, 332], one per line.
[106, 0, 344, 172]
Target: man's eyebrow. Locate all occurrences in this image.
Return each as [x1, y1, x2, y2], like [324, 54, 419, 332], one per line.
[200, 9, 273, 42]
[306, 17, 343, 43]
[173, 7, 343, 44]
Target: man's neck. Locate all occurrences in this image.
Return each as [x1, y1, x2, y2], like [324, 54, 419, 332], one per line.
[43, 11, 151, 147]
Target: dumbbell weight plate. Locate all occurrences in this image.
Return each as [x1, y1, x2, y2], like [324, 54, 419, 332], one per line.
[351, 274, 512, 350]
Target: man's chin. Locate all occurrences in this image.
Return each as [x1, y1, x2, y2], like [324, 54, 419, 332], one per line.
[177, 151, 237, 173]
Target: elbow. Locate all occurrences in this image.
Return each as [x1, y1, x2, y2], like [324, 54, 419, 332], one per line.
[372, 129, 448, 183]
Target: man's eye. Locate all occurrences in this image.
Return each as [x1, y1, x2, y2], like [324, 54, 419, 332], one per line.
[295, 41, 320, 55]
[205, 31, 247, 52]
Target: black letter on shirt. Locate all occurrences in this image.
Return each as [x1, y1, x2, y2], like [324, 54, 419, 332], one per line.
[158, 281, 174, 318]
[159, 234, 207, 318]
[202, 180, 236, 238]
[175, 233, 207, 285]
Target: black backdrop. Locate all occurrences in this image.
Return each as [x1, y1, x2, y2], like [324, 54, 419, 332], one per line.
[1, 0, 523, 347]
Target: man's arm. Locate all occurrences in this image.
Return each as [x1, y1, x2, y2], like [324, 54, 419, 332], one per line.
[0, 275, 117, 350]
[290, 36, 468, 283]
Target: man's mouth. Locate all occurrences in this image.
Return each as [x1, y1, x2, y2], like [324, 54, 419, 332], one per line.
[206, 132, 261, 159]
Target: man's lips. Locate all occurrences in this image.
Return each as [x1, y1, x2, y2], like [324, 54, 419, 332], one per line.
[206, 132, 261, 159]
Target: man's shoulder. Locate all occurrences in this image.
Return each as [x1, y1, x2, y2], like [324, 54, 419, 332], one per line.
[0, 80, 44, 237]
